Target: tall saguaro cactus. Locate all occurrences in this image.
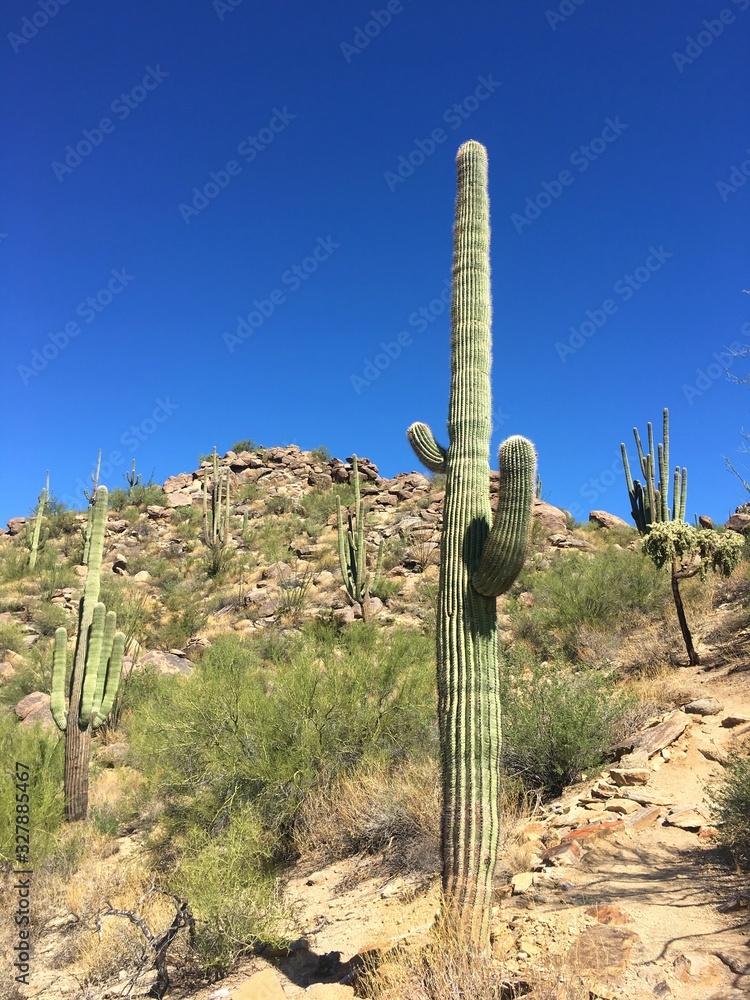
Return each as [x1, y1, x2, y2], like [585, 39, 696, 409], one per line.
[51, 486, 125, 820]
[28, 472, 49, 569]
[336, 455, 383, 621]
[407, 140, 536, 948]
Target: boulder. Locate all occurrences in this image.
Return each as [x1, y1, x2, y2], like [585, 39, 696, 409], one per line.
[589, 510, 630, 529]
[726, 512, 750, 533]
[532, 498, 568, 534]
[133, 651, 194, 676]
[683, 697, 723, 716]
[15, 692, 55, 728]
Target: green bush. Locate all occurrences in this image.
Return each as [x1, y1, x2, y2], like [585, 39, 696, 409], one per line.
[310, 446, 332, 463]
[168, 805, 288, 972]
[500, 651, 635, 798]
[231, 439, 260, 454]
[510, 546, 670, 659]
[707, 739, 750, 867]
[30, 602, 70, 637]
[0, 622, 25, 656]
[0, 714, 64, 870]
[129, 626, 436, 849]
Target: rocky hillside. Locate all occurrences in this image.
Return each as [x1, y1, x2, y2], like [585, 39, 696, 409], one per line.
[2, 445, 750, 1000]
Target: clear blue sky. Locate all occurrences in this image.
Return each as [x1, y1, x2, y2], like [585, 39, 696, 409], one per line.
[2, 0, 749, 526]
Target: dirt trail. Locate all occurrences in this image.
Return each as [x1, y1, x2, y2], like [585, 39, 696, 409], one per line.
[207, 656, 750, 1000]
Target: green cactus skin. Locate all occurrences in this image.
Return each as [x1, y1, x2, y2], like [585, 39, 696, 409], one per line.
[50, 486, 125, 820]
[125, 459, 142, 494]
[407, 140, 536, 948]
[336, 455, 383, 621]
[28, 472, 49, 570]
[621, 409, 686, 534]
[82, 451, 102, 565]
[202, 448, 232, 548]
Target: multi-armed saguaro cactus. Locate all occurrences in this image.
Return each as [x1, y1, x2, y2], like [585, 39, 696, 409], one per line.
[621, 408, 686, 534]
[336, 455, 384, 622]
[202, 448, 232, 549]
[621, 409, 742, 666]
[28, 472, 49, 569]
[51, 486, 125, 820]
[407, 140, 536, 948]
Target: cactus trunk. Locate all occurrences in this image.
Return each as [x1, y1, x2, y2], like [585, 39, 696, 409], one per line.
[408, 141, 535, 948]
[51, 486, 125, 820]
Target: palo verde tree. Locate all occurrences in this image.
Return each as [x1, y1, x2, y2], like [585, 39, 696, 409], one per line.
[622, 408, 743, 665]
[51, 486, 125, 820]
[407, 140, 536, 948]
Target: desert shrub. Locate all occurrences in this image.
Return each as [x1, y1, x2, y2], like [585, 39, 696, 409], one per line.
[0, 622, 25, 656]
[0, 546, 32, 582]
[46, 509, 78, 538]
[129, 626, 436, 850]
[108, 488, 130, 512]
[500, 651, 635, 798]
[510, 546, 670, 659]
[0, 714, 64, 869]
[168, 806, 288, 972]
[296, 758, 440, 873]
[310, 445, 332, 463]
[370, 578, 403, 603]
[231, 438, 260, 453]
[707, 738, 750, 867]
[29, 601, 69, 637]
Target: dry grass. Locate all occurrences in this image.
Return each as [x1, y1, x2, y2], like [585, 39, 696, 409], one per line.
[358, 907, 594, 1000]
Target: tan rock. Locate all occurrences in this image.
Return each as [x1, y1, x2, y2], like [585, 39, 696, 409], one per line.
[511, 872, 535, 894]
[304, 985, 355, 998]
[683, 697, 723, 715]
[674, 950, 728, 985]
[532, 498, 568, 534]
[568, 924, 640, 973]
[541, 840, 583, 866]
[664, 805, 708, 829]
[231, 968, 286, 999]
[630, 711, 688, 757]
[589, 510, 630, 529]
[561, 819, 624, 841]
[15, 692, 55, 728]
[624, 806, 662, 831]
[607, 767, 651, 786]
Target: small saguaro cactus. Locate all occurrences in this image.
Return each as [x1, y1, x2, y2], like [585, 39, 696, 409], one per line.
[51, 486, 125, 820]
[28, 472, 49, 569]
[622, 409, 743, 665]
[407, 140, 536, 948]
[125, 459, 142, 495]
[336, 455, 383, 622]
[202, 448, 232, 549]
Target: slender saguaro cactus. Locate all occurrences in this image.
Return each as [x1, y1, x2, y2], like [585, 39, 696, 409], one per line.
[82, 450, 103, 565]
[202, 448, 231, 548]
[621, 409, 686, 534]
[407, 141, 536, 948]
[28, 472, 49, 569]
[336, 455, 383, 621]
[51, 486, 125, 820]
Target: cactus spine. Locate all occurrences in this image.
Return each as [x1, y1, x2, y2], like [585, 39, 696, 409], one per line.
[407, 141, 536, 947]
[336, 455, 383, 621]
[51, 486, 125, 820]
[28, 472, 49, 569]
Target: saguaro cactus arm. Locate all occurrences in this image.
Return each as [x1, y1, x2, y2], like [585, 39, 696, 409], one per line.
[51, 627, 68, 731]
[473, 436, 536, 597]
[407, 423, 448, 473]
